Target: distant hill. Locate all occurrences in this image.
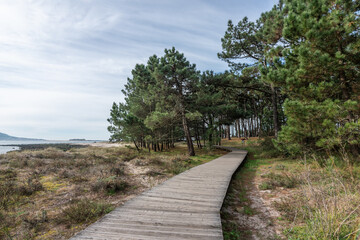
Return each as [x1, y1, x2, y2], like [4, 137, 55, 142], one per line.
[0, 132, 43, 141]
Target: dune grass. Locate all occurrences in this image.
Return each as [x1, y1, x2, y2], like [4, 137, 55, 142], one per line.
[221, 138, 360, 240]
[0, 143, 226, 239]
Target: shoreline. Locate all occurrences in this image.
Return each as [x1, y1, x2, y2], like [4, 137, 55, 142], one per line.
[0, 142, 125, 154]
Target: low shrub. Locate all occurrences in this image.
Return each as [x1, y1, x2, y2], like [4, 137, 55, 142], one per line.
[260, 137, 283, 158]
[74, 158, 92, 168]
[147, 156, 164, 166]
[58, 170, 72, 179]
[262, 172, 300, 189]
[91, 177, 129, 195]
[70, 175, 88, 183]
[0, 210, 14, 239]
[110, 166, 125, 177]
[259, 182, 275, 190]
[33, 148, 70, 159]
[23, 210, 48, 233]
[222, 222, 246, 240]
[17, 177, 43, 196]
[61, 199, 114, 224]
[275, 164, 286, 170]
[9, 157, 29, 168]
[145, 170, 163, 176]
[166, 158, 188, 175]
[0, 168, 17, 179]
[134, 159, 146, 166]
[0, 181, 16, 210]
[243, 205, 255, 215]
[121, 153, 137, 162]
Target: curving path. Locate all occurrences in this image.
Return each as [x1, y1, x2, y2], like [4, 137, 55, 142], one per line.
[71, 148, 247, 240]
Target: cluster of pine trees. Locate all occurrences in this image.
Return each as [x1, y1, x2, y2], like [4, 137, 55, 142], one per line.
[108, 0, 359, 157]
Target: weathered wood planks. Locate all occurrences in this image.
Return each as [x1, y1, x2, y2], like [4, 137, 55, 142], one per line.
[71, 148, 247, 240]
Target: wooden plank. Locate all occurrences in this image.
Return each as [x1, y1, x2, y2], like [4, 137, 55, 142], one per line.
[70, 148, 247, 240]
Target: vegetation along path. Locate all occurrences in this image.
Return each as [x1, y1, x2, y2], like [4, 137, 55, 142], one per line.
[71, 148, 247, 240]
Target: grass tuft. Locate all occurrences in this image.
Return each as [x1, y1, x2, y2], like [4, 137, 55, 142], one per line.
[61, 199, 114, 224]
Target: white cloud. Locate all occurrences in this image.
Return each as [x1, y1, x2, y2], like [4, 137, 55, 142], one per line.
[0, 0, 277, 139]
[0, 88, 121, 139]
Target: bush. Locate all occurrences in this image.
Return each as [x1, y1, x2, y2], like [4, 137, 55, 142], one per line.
[0, 210, 14, 239]
[166, 158, 188, 175]
[145, 170, 162, 176]
[259, 182, 275, 190]
[17, 177, 43, 196]
[134, 159, 146, 166]
[9, 157, 29, 168]
[148, 156, 164, 166]
[61, 199, 113, 224]
[23, 210, 48, 233]
[121, 153, 137, 162]
[33, 148, 70, 159]
[110, 166, 125, 177]
[0, 181, 16, 210]
[262, 172, 300, 189]
[0, 168, 17, 180]
[91, 177, 129, 195]
[58, 170, 72, 179]
[260, 137, 282, 158]
[222, 222, 244, 240]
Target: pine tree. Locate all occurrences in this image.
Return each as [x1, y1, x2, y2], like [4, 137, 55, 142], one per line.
[273, 0, 360, 155]
[218, 4, 286, 137]
[152, 47, 200, 156]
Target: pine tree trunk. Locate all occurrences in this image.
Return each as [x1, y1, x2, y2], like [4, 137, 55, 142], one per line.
[196, 128, 202, 149]
[227, 125, 231, 140]
[209, 116, 213, 146]
[243, 119, 248, 138]
[259, 117, 262, 137]
[181, 110, 195, 156]
[271, 84, 280, 137]
[202, 120, 206, 147]
[171, 128, 175, 148]
[235, 121, 238, 138]
[250, 117, 253, 137]
[237, 119, 241, 138]
[133, 140, 140, 152]
[218, 126, 222, 145]
[241, 119, 245, 138]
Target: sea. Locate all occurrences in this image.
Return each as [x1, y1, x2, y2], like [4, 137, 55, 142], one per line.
[0, 140, 102, 154]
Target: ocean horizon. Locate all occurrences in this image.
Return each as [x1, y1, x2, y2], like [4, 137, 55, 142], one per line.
[0, 139, 105, 154]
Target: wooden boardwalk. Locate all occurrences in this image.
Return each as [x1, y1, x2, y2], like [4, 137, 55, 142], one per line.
[71, 148, 247, 240]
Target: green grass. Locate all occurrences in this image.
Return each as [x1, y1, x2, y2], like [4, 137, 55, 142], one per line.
[238, 189, 248, 203]
[259, 182, 275, 190]
[243, 205, 255, 215]
[222, 138, 360, 240]
[61, 199, 114, 224]
[222, 222, 250, 240]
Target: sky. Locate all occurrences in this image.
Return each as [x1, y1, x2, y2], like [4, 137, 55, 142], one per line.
[0, 0, 277, 140]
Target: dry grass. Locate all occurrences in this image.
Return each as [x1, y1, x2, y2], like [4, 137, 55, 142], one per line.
[221, 137, 360, 240]
[275, 158, 360, 240]
[0, 144, 226, 239]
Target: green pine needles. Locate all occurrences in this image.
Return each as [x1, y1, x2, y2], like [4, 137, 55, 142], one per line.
[109, 0, 359, 158]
